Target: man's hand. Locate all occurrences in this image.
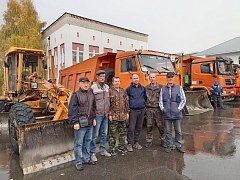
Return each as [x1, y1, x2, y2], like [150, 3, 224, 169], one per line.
[109, 115, 113, 121]
[126, 113, 129, 119]
[74, 123, 80, 130]
[93, 119, 96, 126]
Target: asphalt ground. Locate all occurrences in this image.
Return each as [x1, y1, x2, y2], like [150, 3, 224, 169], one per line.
[1, 101, 240, 180]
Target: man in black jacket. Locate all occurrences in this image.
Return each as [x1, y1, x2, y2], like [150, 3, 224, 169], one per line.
[126, 74, 146, 152]
[68, 77, 96, 171]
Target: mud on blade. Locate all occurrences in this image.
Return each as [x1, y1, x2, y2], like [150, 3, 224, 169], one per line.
[18, 120, 74, 175]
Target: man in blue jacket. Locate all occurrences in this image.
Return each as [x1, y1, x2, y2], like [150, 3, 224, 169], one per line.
[159, 72, 186, 153]
[126, 74, 146, 152]
[210, 80, 224, 109]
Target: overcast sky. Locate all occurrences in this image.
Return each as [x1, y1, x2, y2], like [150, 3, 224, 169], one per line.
[0, 0, 240, 54]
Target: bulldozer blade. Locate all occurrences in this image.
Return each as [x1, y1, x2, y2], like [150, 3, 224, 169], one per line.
[183, 90, 213, 115]
[0, 112, 9, 130]
[18, 120, 75, 175]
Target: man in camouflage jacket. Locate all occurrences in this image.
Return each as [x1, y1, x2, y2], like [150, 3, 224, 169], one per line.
[109, 77, 129, 155]
[145, 73, 164, 148]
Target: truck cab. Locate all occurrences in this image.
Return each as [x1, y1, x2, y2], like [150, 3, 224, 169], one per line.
[181, 56, 236, 99]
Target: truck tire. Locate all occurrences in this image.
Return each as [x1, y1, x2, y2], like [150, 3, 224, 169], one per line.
[8, 103, 36, 154]
[104, 68, 115, 86]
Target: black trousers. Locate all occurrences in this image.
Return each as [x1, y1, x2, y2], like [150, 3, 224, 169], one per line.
[127, 109, 145, 144]
[212, 95, 224, 108]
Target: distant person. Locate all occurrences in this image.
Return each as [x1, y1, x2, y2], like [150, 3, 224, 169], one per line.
[210, 80, 224, 109]
[126, 74, 146, 152]
[68, 77, 96, 171]
[90, 70, 111, 162]
[145, 73, 164, 148]
[108, 77, 129, 155]
[159, 72, 186, 153]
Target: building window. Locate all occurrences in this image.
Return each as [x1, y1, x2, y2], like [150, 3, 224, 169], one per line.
[93, 36, 95, 41]
[77, 32, 79, 37]
[61, 34, 62, 39]
[55, 38, 56, 42]
[141, 46, 143, 49]
[79, 52, 83, 62]
[89, 45, 99, 58]
[72, 51, 77, 64]
[238, 56, 240, 64]
[120, 41, 122, 45]
[104, 48, 113, 53]
[121, 58, 137, 72]
[131, 44, 133, 48]
[107, 39, 110, 43]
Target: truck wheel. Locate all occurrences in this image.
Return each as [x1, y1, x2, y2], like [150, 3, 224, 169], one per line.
[8, 103, 36, 154]
[104, 68, 115, 86]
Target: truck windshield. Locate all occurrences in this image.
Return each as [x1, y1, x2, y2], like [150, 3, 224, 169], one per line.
[138, 54, 175, 73]
[217, 61, 233, 75]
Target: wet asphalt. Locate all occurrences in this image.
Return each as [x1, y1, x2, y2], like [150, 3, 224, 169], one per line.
[1, 102, 240, 180]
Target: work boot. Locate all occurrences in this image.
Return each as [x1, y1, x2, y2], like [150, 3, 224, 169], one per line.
[91, 153, 98, 162]
[118, 146, 128, 154]
[176, 147, 185, 153]
[133, 142, 143, 150]
[110, 150, 117, 156]
[127, 144, 133, 152]
[100, 151, 111, 157]
[145, 142, 152, 148]
[76, 164, 84, 171]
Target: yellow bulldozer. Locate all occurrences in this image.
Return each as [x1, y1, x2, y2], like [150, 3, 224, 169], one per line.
[0, 47, 74, 175]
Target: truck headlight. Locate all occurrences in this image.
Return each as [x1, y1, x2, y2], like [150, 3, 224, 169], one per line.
[31, 82, 38, 89]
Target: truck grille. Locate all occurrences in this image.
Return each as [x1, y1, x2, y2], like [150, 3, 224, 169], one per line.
[225, 79, 235, 85]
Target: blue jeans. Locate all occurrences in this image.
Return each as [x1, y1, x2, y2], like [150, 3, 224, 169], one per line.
[165, 119, 183, 149]
[74, 126, 93, 166]
[90, 116, 108, 154]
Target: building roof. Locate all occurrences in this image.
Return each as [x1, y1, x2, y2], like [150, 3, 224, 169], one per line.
[197, 37, 240, 56]
[42, 12, 148, 41]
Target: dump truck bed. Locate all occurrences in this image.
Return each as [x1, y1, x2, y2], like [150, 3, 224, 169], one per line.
[59, 52, 116, 91]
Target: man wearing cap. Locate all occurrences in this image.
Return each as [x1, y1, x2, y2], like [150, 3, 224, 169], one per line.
[68, 77, 96, 171]
[159, 72, 186, 153]
[90, 70, 111, 162]
[210, 80, 224, 109]
[145, 73, 164, 148]
[126, 74, 146, 152]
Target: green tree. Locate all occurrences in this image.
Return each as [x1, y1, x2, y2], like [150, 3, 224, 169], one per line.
[0, 0, 45, 94]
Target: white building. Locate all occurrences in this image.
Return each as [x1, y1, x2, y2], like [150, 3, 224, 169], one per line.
[196, 37, 240, 65]
[42, 12, 148, 79]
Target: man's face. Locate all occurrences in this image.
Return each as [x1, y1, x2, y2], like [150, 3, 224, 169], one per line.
[132, 74, 140, 85]
[167, 76, 174, 84]
[96, 74, 105, 83]
[79, 81, 90, 90]
[112, 78, 121, 88]
[149, 74, 157, 84]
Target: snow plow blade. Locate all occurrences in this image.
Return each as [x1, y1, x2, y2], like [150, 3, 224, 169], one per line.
[18, 120, 74, 175]
[0, 112, 9, 130]
[183, 90, 213, 115]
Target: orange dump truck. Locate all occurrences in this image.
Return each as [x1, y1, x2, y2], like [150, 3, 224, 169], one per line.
[176, 56, 236, 100]
[59, 50, 213, 115]
[59, 50, 178, 90]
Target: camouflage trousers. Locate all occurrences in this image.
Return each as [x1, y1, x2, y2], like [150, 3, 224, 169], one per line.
[109, 120, 127, 151]
[146, 107, 164, 143]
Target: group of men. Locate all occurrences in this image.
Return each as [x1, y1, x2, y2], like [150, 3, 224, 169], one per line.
[68, 70, 186, 171]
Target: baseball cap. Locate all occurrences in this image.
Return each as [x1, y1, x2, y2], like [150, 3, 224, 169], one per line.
[166, 72, 175, 78]
[96, 70, 106, 76]
[79, 77, 90, 82]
